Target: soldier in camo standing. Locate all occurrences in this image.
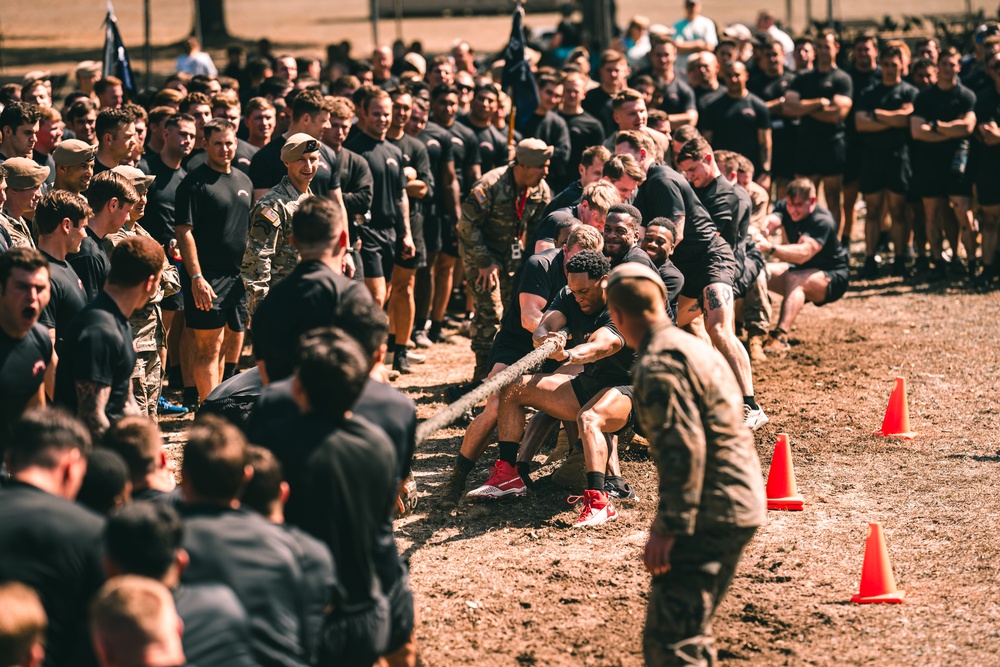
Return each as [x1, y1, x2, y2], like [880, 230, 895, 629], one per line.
[104, 166, 182, 419]
[457, 138, 552, 381]
[241, 134, 318, 314]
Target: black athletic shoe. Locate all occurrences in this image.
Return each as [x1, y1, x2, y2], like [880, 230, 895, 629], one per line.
[605, 481, 640, 502]
[437, 467, 470, 509]
[394, 352, 414, 375]
[860, 256, 879, 280]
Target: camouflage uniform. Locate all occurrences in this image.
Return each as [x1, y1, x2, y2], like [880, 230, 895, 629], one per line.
[104, 224, 181, 420]
[1, 213, 35, 249]
[457, 166, 550, 379]
[241, 176, 310, 314]
[632, 322, 766, 667]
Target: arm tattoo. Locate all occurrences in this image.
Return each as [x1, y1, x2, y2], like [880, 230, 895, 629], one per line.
[704, 286, 733, 312]
[76, 380, 112, 438]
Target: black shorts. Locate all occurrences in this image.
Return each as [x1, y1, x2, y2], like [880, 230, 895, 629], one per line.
[676, 237, 737, 299]
[349, 247, 365, 283]
[795, 136, 846, 177]
[359, 226, 397, 279]
[859, 149, 911, 196]
[771, 124, 798, 179]
[162, 258, 185, 311]
[423, 212, 443, 254]
[842, 138, 864, 184]
[384, 567, 415, 655]
[977, 169, 1000, 207]
[181, 272, 248, 332]
[317, 595, 391, 667]
[912, 155, 973, 199]
[570, 375, 636, 435]
[394, 214, 427, 270]
[439, 215, 460, 258]
[818, 268, 849, 306]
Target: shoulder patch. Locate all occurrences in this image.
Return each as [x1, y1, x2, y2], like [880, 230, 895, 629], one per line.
[473, 187, 487, 205]
[260, 206, 280, 225]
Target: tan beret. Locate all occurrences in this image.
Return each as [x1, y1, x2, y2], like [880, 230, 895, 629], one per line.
[607, 262, 667, 300]
[112, 165, 156, 194]
[76, 60, 102, 77]
[53, 139, 98, 167]
[281, 133, 320, 163]
[2, 158, 50, 190]
[515, 138, 553, 168]
[402, 52, 427, 77]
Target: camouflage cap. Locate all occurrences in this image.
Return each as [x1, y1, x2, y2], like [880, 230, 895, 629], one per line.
[515, 138, 553, 168]
[281, 133, 321, 163]
[607, 262, 667, 300]
[111, 165, 156, 194]
[2, 158, 50, 190]
[76, 60, 103, 77]
[53, 139, 98, 166]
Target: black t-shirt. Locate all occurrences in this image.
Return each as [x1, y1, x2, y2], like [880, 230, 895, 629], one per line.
[661, 76, 698, 116]
[774, 200, 849, 272]
[559, 111, 605, 177]
[543, 180, 585, 218]
[912, 83, 977, 162]
[343, 132, 407, 233]
[138, 152, 188, 246]
[846, 66, 882, 144]
[53, 291, 136, 422]
[531, 205, 577, 251]
[695, 87, 725, 132]
[428, 120, 480, 195]
[634, 164, 719, 267]
[701, 93, 771, 172]
[180, 503, 329, 667]
[694, 175, 743, 249]
[520, 111, 572, 191]
[974, 87, 1000, 176]
[548, 287, 633, 384]
[67, 227, 110, 303]
[185, 139, 259, 175]
[417, 123, 456, 219]
[251, 259, 371, 382]
[290, 415, 397, 606]
[0, 481, 104, 667]
[0, 324, 50, 443]
[612, 244, 658, 270]
[499, 247, 567, 348]
[174, 583, 257, 667]
[790, 68, 853, 145]
[657, 260, 685, 324]
[856, 81, 920, 155]
[458, 116, 510, 174]
[388, 132, 434, 220]
[581, 87, 615, 135]
[39, 251, 88, 348]
[248, 134, 341, 195]
[175, 164, 254, 275]
[748, 71, 798, 150]
[335, 147, 374, 220]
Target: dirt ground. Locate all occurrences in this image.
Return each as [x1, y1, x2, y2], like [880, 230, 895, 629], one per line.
[152, 237, 1000, 666]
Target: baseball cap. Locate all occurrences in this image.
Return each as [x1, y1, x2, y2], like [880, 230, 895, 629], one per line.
[515, 138, 553, 168]
[53, 139, 98, 167]
[2, 158, 50, 190]
[281, 133, 320, 163]
[112, 165, 156, 194]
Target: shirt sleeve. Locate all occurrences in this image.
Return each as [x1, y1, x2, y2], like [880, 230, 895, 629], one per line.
[457, 178, 494, 268]
[518, 255, 552, 298]
[834, 70, 853, 98]
[754, 96, 771, 129]
[72, 325, 119, 386]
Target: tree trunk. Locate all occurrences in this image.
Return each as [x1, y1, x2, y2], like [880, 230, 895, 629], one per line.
[195, 0, 230, 47]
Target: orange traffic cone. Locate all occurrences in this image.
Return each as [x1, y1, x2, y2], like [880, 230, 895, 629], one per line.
[765, 434, 804, 511]
[874, 377, 917, 439]
[851, 522, 906, 603]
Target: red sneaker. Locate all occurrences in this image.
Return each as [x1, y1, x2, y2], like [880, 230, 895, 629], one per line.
[568, 489, 618, 527]
[466, 460, 528, 499]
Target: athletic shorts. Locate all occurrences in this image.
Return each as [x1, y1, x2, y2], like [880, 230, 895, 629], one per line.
[317, 595, 391, 667]
[842, 138, 864, 184]
[818, 268, 849, 306]
[181, 272, 248, 332]
[859, 149, 911, 196]
[359, 226, 397, 279]
[394, 212, 427, 270]
[676, 237, 737, 299]
[570, 374, 636, 435]
[423, 212, 443, 254]
[977, 168, 1000, 207]
[161, 258, 185, 311]
[794, 137, 846, 178]
[384, 567, 415, 655]
[439, 215, 460, 259]
[912, 154, 973, 199]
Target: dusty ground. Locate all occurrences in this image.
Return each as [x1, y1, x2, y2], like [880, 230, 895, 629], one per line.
[153, 242, 1000, 666]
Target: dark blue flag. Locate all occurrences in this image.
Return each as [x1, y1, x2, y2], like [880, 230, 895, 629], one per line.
[501, 4, 539, 131]
[103, 2, 137, 98]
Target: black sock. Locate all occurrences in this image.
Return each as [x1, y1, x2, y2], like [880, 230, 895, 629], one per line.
[771, 328, 787, 339]
[606, 475, 626, 491]
[455, 453, 475, 474]
[570, 439, 583, 454]
[429, 321, 442, 338]
[586, 471, 606, 492]
[386, 339, 396, 353]
[167, 365, 182, 387]
[743, 396, 759, 411]
[516, 461, 534, 487]
[498, 441, 519, 466]
[223, 363, 237, 380]
[183, 387, 199, 408]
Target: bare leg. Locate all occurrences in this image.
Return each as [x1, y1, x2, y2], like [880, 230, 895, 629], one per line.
[863, 191, 886, 259]
[431, 254, 457, 323]
[822, 175, 844, 239]
[950, 196, 977, 263]
[365, 276, 388, 307]
[497, 373, 581, 444]
[458, 363, 509, 462]
[191, 328, 225, 401]
[577, 388, 632, 477]
[841, 178, 861, 244]
[389, 266, 417, 348]
[703, 284, 754, 397]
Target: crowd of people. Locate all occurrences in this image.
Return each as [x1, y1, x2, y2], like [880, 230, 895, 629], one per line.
[0, 3, 998, 665]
